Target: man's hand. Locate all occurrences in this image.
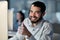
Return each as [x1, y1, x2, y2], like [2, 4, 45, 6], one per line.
[18, 23, 32, 37]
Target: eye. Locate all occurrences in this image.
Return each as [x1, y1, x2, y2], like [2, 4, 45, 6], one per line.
[36, 11, 41, 14]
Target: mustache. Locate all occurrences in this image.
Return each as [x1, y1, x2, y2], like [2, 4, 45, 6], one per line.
[29, 16, 38, 18]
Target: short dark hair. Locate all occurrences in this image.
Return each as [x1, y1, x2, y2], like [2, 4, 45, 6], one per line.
[32, 1, 46, 13]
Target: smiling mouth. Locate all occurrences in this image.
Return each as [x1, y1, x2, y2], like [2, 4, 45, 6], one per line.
[32, 17, 36, 19]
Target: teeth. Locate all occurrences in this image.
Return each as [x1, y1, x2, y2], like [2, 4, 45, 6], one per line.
[32, 18, 35, 20]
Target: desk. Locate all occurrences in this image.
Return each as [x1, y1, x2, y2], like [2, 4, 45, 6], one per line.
[8, 31, 16, 39]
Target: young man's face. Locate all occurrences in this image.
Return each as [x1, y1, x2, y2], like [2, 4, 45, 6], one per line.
[29, 5, 42, 23]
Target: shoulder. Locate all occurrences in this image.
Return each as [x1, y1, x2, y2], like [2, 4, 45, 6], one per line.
[23, 18, 30, 22]
[23, 18, 30, 25]
[24, 18, 29, 21]
[42, 20, 53, 30]
[43, 20, 51, 26]
[42, 20, 53, 36]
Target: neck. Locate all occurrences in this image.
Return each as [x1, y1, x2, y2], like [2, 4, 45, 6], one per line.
[32, 20, 40, 27]
[17, 20, 21, 25]
[32, 19, 43, 27]
[17, 19, 21, 22]
[32, 23, 37, 27]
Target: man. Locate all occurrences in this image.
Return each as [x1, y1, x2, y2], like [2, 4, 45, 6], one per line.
[9, 1, 53, 40]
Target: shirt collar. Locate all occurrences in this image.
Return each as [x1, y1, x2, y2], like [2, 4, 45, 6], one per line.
[28, 18, 44, 28]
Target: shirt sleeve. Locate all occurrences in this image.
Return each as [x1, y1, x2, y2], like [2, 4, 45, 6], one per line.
[29, 22, 53, 40]
[39, 22, 53, 40]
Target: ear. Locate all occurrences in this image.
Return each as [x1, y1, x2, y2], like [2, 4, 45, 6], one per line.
[42, 12, 46, 16]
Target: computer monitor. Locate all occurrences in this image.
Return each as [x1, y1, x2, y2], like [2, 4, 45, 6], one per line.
[8, 8, 14, 31]
[0, 1, 8, 40]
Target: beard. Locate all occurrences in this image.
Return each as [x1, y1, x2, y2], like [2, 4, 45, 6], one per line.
[29, 16, 43, 23]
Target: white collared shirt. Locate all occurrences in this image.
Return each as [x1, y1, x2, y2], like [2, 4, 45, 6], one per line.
[23, 18, 53, 40]
[9, 18, 53, 40]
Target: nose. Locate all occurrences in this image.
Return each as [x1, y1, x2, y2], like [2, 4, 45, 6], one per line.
[32, 12, 35, 16]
